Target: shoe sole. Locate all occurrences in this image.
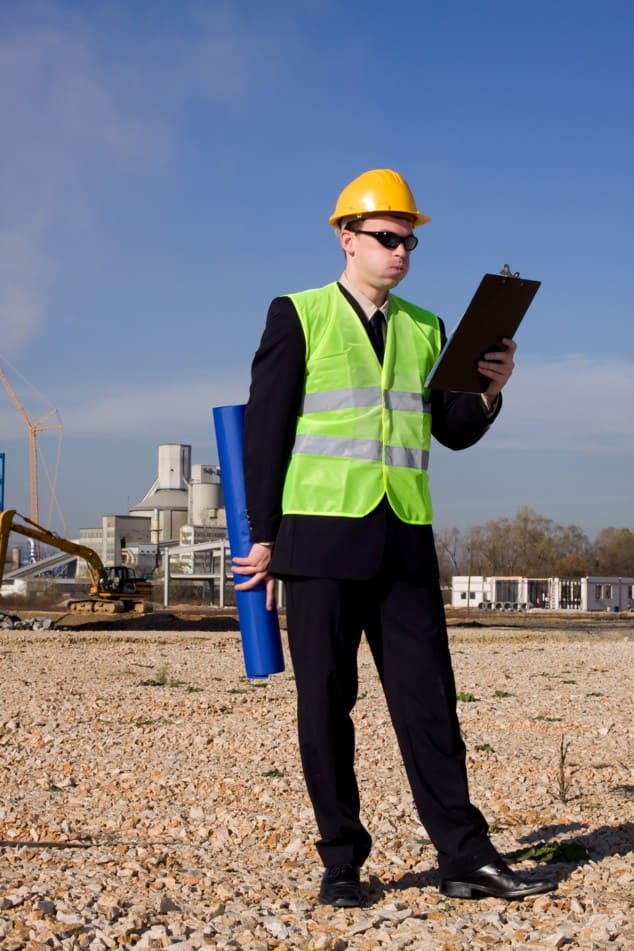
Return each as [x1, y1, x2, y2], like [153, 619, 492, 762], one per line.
[319, 894, 363, 908]
[441, 881, 553, 900]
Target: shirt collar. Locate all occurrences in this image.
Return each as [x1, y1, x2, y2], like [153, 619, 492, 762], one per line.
[338, 273, 390, 321]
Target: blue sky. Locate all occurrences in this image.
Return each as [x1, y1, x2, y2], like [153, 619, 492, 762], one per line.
[1, 0, 633, 540]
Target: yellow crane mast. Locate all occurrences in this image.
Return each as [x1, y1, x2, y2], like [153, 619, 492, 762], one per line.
[0, 364, 63, 557]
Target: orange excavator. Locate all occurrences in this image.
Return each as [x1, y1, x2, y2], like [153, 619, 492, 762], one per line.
[0, 509, 153, 614]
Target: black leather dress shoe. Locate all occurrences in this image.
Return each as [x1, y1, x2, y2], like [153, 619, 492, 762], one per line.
[440, 859, 556, 900]
[319, 864, 363, 907]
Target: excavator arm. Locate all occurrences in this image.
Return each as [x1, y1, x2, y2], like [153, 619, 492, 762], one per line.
[1, 509, 153, 614]
[0, 509, 105, 591]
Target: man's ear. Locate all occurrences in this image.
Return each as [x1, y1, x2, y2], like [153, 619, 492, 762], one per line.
[340, 229, 355, 255]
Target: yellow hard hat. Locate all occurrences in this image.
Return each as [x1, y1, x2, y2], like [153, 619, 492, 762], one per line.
[329, 168, 430, 228]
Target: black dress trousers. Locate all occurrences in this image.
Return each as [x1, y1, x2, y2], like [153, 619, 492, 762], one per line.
[284, 565, 498, 878]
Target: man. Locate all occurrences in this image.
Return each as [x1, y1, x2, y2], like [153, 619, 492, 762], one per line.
[234, 169, 555, 907]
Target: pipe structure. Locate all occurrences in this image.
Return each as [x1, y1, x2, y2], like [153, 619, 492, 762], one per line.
[213, 404, 284, 678]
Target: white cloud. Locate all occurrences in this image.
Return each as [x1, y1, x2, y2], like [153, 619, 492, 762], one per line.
[0, 3, 274, 354]
[0, 19, 162, 354]
[52, 373, 250, 439]
[486, 355, 634, 452]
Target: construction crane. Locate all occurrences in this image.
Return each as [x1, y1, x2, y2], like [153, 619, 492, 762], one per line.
[0, 362, 63, 557]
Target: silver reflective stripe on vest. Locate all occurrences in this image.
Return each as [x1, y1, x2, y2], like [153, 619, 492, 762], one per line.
[301, 387, 430, 415]
[293, 435, 429, 470]
[385, 446, 430, 470]
[300, 387, 382, 413]
[293, 434, 383, 461]
[384, 390, 432, 413]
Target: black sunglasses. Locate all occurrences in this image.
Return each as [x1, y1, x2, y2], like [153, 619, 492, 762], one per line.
[351, 229, 418, 251]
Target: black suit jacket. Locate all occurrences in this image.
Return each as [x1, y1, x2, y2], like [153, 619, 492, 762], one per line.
[243, 285, 501, 581]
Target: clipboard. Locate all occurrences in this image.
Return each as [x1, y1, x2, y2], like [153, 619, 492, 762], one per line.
[425, 269, 541, 393]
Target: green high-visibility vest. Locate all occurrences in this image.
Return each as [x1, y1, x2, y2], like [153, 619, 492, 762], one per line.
[282, 282, 442, 524]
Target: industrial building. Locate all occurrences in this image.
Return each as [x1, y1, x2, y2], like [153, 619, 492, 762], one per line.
[74, 443, 226, 578]
[451, 575, 634, 612]
[1, 443, 230, 603]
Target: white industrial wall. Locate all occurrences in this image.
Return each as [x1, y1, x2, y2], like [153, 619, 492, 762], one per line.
[77, 516, 150, 577]
[158, 444, 191, 489]
[451, 575, 634, 611]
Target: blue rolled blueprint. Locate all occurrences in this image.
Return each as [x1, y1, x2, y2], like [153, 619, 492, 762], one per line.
[212, 404, 284, 678]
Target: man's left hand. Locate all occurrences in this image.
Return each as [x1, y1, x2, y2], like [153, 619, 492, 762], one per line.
[478, 337, 517, 401]
[233, 543, 276, 610]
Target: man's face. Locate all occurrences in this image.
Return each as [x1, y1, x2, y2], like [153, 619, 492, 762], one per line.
[340, 214, 416, 293]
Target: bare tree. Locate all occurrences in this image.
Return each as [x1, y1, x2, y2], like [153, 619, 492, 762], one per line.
[593, 528, 634, 576]
[435, 526, 466, 584]
[462, 507, 592, 578]
[440, 509, 630, 580]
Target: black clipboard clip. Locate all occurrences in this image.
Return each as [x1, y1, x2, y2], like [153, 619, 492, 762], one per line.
[500, 263, 520, 278]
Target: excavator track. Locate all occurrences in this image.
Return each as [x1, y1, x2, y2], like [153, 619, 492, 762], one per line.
[66, 599, 126, 614]
[65, 598, 153, 615]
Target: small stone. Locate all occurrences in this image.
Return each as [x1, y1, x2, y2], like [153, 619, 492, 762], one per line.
[261, 915, 289, 940]
[158, 894, 181, 913]
[33, 898, 57, 916]
[531, 895, 553, 914]
[93, 930, 117, 950]
[543, 933, 570, 948]
[56, 911, 84, 925]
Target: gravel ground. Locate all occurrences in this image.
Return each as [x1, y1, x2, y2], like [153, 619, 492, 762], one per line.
[0, 617, 632, 950]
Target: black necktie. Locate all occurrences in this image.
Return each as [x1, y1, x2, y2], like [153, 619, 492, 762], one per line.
[368, 310, 385, 363]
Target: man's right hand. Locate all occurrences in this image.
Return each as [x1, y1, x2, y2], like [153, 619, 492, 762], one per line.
[233, 543, 276, 610]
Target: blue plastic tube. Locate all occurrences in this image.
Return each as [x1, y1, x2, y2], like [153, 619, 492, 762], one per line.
[212, 404, 284, 678]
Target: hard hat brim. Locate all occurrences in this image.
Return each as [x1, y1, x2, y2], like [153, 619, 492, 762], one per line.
[329, 209, 431, 228]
